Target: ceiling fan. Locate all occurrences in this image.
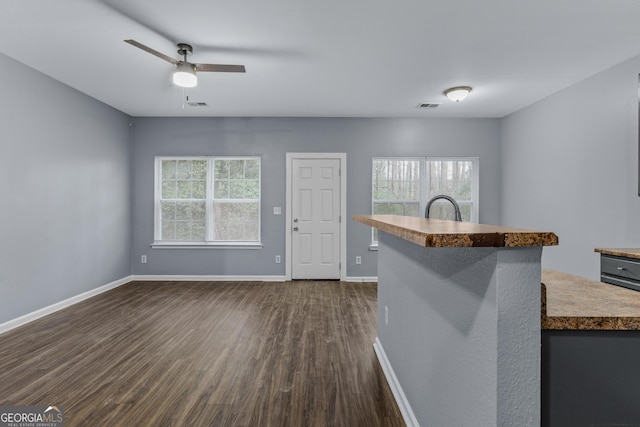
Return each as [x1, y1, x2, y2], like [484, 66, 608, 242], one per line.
[124, 39, 246, 88]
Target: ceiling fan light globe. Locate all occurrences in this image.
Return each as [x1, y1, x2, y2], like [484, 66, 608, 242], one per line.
[173, 63, 197, 88]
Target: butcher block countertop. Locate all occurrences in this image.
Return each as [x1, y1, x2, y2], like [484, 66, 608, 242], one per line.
[542, 269, 640, 330]
[594, 248, 640, 260]
[352, 214, 558, 248]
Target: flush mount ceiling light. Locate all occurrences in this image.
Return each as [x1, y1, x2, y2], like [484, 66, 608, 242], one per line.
[173, 62, 197, 88]
[444, 86, 472, 102]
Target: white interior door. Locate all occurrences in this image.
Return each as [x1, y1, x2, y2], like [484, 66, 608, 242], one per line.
[291, 158, 341, 279]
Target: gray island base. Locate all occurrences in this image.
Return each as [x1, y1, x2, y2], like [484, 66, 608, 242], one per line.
[353, 214, 558, 427]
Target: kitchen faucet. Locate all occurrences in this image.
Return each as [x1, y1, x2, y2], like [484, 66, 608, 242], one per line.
[425, 195, 462, 222]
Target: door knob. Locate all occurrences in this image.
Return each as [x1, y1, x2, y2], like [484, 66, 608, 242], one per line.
[293, 218, 298, 223]
[293, 227, 299, 231]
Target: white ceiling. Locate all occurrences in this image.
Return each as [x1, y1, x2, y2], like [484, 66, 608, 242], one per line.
[1, 0, 640, 118]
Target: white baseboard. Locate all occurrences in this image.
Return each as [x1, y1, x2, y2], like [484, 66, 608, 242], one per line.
[374, 336, 420, 427]
[131, 274, 288, 282]
[133, 275, 376, 283]
[345, 276, 378, 283]
[0, 275, 134, 335]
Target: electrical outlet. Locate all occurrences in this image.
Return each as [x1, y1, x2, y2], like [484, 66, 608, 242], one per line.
[141, 255, 147, 264]
[275, 255, 281, 264]
[385, 305, 389, 325]
[355, 256, 362, 265]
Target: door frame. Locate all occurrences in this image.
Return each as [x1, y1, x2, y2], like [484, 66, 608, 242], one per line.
[285, 152, 347, 281]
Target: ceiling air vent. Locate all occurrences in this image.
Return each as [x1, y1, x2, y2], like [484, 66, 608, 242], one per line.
[186, 101, 208, 107]
[418, 102, 441, 109]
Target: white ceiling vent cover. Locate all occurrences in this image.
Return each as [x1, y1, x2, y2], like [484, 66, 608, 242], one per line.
[418, 103, 441, 109]
[186, 101, 208, 107]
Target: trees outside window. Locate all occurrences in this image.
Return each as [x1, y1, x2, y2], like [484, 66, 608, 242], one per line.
[372, 157, 478, 244]
[155, 157, 261, 245]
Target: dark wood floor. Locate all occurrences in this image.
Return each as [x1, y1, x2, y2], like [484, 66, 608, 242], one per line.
[0, 280, 404, 426]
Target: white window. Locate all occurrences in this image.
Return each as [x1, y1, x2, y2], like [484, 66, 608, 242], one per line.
[426, 159, 477, 222]
[154, 157, 261, 246]
[372, 158, 422, 217]
[372, 157, 478, 244]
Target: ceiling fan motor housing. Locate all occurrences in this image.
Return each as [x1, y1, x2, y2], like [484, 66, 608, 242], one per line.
[176, 43, 193, 59]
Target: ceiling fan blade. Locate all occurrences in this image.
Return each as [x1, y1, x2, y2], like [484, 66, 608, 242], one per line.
[195, 63, 246, 73]
[124, 39, 179, 65]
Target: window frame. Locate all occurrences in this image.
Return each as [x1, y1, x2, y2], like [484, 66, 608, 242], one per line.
[153, 156, 262, 248]
[371, 156, 479, 247]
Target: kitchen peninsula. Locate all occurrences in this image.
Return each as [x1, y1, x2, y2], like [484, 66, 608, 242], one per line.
[353, 214, 558, 427]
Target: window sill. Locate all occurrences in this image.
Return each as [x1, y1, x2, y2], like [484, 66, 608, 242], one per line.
[151, 242, 263, 249]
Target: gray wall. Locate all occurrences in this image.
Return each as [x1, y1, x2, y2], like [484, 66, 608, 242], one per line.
[0, 53, 132, 324]
[501, 55, 640, 280]
[131, 117, 501, 277]
[377, 234, 542, 426]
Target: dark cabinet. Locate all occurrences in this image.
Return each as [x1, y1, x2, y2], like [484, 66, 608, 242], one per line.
[601, 254, 640, 292]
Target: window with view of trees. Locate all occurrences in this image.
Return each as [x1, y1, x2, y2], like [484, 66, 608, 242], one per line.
[372, 157, 478, 244]
[372, 159, 421, 217]
[155, 157, 261, 245]
[426, 159, 475, 222]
